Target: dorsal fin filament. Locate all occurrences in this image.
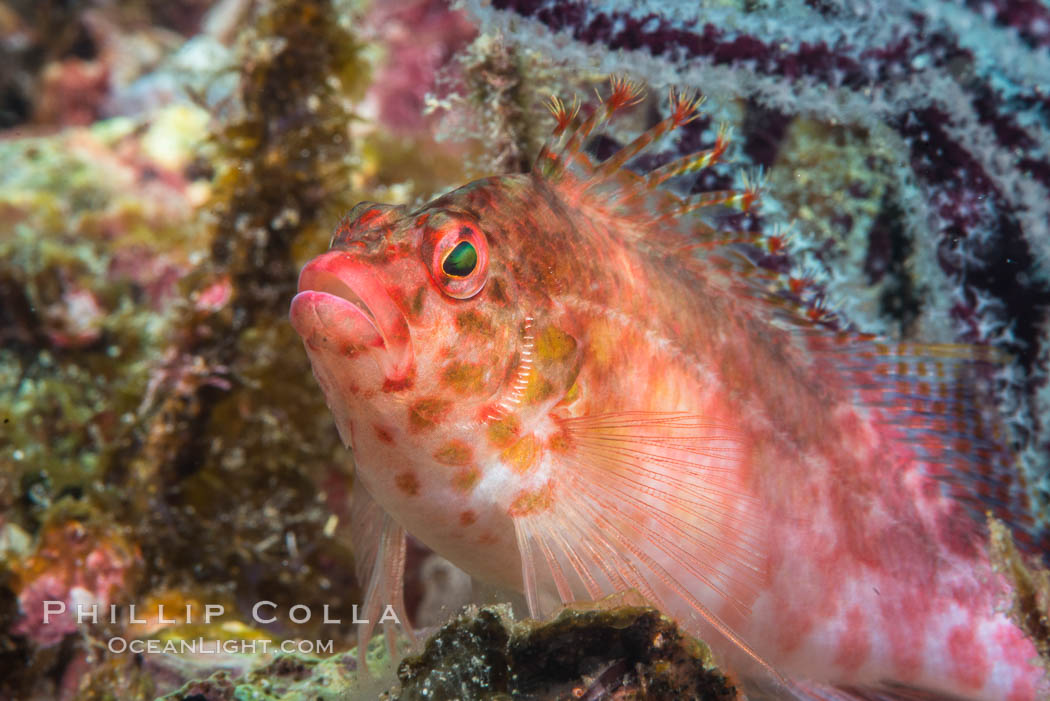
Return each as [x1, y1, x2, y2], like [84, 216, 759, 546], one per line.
[592, 89, 707, 180]
[645, 122, 731, 189]
[535, 78, 762, 231]
[560, 76, 643, 164]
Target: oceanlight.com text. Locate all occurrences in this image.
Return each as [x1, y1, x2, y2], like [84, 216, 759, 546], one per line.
[107, 637, 336, 655]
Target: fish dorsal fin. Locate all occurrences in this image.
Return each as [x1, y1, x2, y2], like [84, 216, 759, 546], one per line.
[803, 333, 1045, 555]
[534, 78, 760, 250]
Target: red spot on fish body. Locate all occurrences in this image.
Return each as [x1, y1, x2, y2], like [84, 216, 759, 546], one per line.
[938, 510, 980, 560]
[775, 603, 815, 655]
[394, 472, 420, 497]
[947, 624, 989, 691]
[374, 424, 394, 443]
[458, 510, 477, 527]
[451, 467, 480, 494]
[1008, 678, 1037, 701]
[408, 397, 452, 431]
[383, 373, 415, 393]
[833, 607, 869, 674]
[434, 440, 473, 466]
[881, 593, 925, 682]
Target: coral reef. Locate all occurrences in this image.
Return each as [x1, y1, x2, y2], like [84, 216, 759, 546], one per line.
[0, 0, 475, 697]
[989, 516, 1050, 672]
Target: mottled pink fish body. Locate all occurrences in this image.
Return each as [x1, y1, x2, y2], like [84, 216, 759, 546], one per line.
[290, 80, 1046, 700]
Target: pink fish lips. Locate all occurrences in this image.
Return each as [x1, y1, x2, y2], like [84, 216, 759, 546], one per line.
[289, 250, 413, 383]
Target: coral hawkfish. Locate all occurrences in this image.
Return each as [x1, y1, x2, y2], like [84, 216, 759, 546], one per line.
[289, 79, 1046, 700]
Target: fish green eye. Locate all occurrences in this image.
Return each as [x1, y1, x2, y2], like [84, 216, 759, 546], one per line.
[442, 241, 478, 278]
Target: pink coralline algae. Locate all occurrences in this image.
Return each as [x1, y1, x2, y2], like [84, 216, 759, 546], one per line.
[362, 0, 477, 133]
[11, 513, 141, 647]
[466, 0, 1050, 550]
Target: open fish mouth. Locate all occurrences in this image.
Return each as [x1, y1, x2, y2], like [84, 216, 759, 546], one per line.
[289, 250, 413, 382]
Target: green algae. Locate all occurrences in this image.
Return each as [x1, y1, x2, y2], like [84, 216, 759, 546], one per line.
[0, 115, 207, 518]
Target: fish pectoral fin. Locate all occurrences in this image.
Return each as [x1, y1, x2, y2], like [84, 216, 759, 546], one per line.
[749, 677, 976, 701]
[511, 410, 781, 683]
[350, 484, 414, 677]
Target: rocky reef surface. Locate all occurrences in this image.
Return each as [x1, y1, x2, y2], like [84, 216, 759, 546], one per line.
[159, 604, 738, 701]
[1, 0, 1048, 699]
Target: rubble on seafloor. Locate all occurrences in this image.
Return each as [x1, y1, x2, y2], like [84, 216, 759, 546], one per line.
[159, 604, 739, 701]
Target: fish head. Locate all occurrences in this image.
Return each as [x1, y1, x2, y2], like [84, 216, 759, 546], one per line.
[290, 175, 583, 503]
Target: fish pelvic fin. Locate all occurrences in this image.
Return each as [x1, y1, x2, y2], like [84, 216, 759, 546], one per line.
[509, 411, 782, 684]
[350, 485, 415, 678]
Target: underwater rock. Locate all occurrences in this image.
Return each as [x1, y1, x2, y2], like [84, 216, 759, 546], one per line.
[391, 604, 738, 701]
[989, 516, 1050, 672]
[160, 604, 737, 701]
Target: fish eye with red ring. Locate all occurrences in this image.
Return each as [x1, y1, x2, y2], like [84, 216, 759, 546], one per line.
[423, 221, 489, 299]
